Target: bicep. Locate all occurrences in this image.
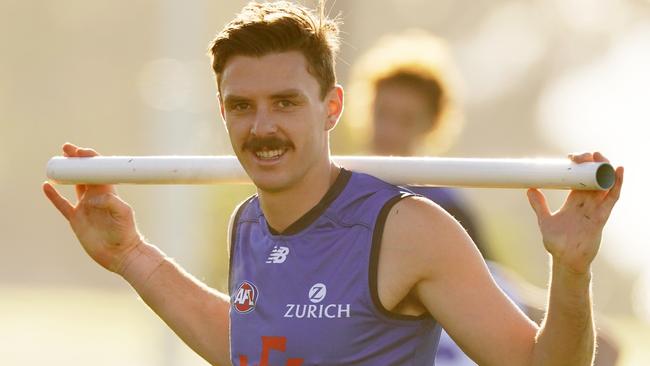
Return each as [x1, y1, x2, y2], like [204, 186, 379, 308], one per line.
[387, 197, 537, 366]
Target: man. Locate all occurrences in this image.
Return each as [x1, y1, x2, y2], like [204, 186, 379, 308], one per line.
[344, 29, 462, 158]
[43, 1, 623, 365]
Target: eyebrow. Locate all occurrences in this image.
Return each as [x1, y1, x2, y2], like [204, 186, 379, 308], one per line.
[223, 95, 251, 105]
[269, 89, 306, 100]
[223, 89, 307, 104]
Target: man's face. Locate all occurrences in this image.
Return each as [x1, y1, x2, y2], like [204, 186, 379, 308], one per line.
[219, 51, 339, 193]
[372, 82, 434, 156]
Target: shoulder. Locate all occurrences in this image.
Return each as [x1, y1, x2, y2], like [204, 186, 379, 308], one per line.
[229, 195, 259, 225]
[406, 187, 472, 224]
[383, 195, 469, 247]
[381, 196, 479, 278]
[374, 195, 484, 314]
[407, 186, 460, 204]
[228, 195, 258, 245]
[329, 170, 411, 225]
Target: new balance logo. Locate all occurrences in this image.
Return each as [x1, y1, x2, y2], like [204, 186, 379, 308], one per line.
[266, 246, 290, 264]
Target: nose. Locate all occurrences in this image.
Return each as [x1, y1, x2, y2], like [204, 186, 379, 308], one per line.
[250, 107, 278, 136]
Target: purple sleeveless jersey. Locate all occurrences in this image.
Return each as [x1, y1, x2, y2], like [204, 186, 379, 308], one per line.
[229, 169, 441, 365]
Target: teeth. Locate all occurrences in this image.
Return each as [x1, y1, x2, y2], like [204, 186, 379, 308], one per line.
[255, 149, 285, 159]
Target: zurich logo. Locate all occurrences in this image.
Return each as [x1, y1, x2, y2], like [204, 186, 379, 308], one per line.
[308, 283, 327, 303]
[283, 283, 351, 318]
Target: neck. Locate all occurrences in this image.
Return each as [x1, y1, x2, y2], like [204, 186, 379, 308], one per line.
[258, 158, 341, 233]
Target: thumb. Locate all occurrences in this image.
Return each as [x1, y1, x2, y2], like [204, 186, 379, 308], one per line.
[527, 188, 551, 223]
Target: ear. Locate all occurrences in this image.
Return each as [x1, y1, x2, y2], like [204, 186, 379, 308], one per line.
[324, 85, 344, 131]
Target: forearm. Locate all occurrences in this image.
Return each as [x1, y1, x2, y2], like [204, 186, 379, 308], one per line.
[119, 242, 231, 366]
[532, 260, 595, 366]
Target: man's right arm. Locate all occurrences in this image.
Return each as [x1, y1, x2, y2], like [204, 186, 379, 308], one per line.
[118, 241, 231, 366]
[43, 143, 231, 366]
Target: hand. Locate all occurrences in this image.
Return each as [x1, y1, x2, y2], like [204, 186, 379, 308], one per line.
[43, 143, 143, 274]
[527, 152, 624, 274]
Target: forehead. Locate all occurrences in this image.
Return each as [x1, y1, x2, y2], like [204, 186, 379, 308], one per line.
[375, 82, 433, 112]
[220, 51, 320, 98]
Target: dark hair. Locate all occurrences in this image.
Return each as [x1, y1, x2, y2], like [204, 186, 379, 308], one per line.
[208, 1, 340, 99]
[345, 30, 463, 155]
[376, 71, 445, 130]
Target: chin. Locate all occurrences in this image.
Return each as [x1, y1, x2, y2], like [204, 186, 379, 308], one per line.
[249, 171, 294, 194]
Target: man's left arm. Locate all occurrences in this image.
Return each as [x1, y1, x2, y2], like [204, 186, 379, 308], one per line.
[527, 152, 624, 366]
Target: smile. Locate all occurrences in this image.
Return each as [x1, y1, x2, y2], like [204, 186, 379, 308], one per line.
[255, 148, 287, 160]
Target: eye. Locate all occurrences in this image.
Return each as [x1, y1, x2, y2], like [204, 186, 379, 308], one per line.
[276, 99, 296, 108]
[231, 102, 251, 111]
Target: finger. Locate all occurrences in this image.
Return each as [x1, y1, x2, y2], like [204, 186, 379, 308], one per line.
[74, 147, 100, 199]
[602, 166, 624, 211]
[62, 145, 108, 197]
[43, 182, 74, 220]
[527, 188, 551, 222]
[592, 151, 609, 163]
[63, 143, 101, 158]
[66, 146, 90, 199]
[569, 152, 594, 164]
[75, 184, 87, 201]
[62, 142, 79, 157]
[76, 147, 99, 157]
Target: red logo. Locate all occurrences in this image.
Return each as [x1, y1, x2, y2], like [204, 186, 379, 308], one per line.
[239, 336, 304, 366]
[233, 281, 259, 313]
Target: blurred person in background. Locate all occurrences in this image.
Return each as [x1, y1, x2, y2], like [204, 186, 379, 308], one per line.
[344, 29, 620, 366]
[42, 2, 623, 365]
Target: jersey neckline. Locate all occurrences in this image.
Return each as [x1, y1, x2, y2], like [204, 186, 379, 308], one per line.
[267, 168, 352, 236]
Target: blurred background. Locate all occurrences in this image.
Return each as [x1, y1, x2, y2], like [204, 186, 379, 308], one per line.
[1, 0, 648, 364]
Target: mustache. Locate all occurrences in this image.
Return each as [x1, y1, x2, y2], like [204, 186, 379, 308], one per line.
[243, 136, 294, 151]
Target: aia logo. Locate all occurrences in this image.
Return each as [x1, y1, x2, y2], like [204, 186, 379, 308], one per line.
[233, 281, 259, 314]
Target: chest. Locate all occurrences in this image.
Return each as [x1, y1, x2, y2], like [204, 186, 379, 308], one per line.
[230, 222, 372, 314]
[228, 191, 440, 365]
[229, 225, 378, 364]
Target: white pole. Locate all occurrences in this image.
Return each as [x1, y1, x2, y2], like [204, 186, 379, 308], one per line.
[46, 155, 616, 190]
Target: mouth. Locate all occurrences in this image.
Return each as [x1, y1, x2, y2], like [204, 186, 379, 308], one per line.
[254, 147, 288, 161]
[244, 137, 293, 163]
